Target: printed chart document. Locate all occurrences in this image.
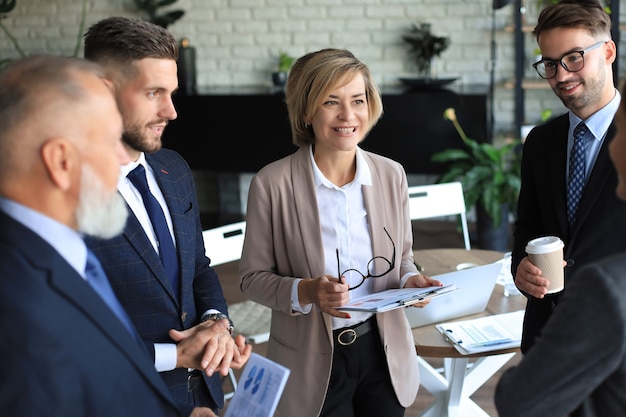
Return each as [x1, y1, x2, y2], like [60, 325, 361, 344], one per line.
[336, 284, 458, 313]
[224, 353, 290, 417]
[436, 310, 525, 355]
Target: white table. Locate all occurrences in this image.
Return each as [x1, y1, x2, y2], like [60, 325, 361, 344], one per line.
[411, 249, 526, 417]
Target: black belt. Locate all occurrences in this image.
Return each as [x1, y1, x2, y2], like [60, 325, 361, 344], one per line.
[333, 317, 374, 346]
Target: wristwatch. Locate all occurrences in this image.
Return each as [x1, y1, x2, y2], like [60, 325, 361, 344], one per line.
[201, 312, 234, 335]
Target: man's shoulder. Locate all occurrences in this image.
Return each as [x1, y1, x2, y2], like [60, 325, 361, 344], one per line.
[524, 113, 569, 149]
[147, 147, 186, 164]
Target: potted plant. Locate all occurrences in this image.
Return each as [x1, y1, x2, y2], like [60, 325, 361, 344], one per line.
[271, 50, 295, 87]
[133, 0, 184, 28]
[431, 108, 522, 251]
[402, 22, 450, 80]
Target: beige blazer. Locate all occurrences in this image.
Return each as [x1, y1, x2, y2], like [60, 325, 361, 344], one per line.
[239, 145, 420, 417]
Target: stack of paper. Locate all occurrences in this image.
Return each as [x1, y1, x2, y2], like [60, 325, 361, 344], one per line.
[435, 310, 525, 354]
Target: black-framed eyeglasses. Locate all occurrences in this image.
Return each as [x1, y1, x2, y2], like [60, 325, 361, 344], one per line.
[532, 41, 607, 79]
[335, 228, 395, 291]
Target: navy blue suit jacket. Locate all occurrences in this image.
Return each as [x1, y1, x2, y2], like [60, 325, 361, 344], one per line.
[86, 148, 228, 408]
[0, 212, 182, 417]
[512, 114, 626, 353]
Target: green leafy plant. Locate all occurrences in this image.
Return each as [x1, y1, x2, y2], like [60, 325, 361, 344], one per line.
[0, 0, 87, 69]
[402, 22, 450, 79]
[431, 108, 522, 227]
[277, 51, 295, 72]
[133, 0, 184, 28]
[540, 108, 552, 122]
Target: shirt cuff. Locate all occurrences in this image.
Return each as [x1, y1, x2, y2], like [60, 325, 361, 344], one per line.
[154, 343, 178, 372]
[291, 278, 312, 314]
[199, 308, 221, 322]
[400, 272, 419, 288]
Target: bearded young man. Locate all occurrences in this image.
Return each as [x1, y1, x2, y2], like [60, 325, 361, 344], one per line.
[83, 16, 250, 416]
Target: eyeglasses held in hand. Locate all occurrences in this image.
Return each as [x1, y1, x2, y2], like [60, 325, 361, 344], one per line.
[532, 41, 607, 79]
[335, 228, 395, 291]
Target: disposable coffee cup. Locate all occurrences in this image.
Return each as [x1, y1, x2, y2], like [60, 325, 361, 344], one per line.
[525, 236, 565, 294]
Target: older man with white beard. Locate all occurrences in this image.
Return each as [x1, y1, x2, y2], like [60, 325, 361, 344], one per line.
[0, 55, 216, 417]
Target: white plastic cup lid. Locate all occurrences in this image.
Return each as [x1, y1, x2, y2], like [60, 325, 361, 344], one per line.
[526, 236, 564, 254]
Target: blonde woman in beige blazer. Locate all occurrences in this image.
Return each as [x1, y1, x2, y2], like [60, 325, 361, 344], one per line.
[239, 49, 441, 417]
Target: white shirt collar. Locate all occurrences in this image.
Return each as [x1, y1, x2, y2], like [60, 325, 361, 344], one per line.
[309, 146, 372, 189]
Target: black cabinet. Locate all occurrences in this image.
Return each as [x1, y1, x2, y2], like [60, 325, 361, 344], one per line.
[164, 86, 487, 175]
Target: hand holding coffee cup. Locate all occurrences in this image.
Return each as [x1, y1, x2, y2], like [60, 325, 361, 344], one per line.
[525, 236, 565, 294]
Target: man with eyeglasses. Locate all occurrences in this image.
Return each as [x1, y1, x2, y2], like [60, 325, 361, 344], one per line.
[511, 0, 626, 355]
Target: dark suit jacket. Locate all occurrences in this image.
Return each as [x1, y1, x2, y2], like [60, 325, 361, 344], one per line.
[0, 211, 182, 417]
[86, 148, 228, 409]
[496, 252, 626, 417]
[512, 113, 626, 353]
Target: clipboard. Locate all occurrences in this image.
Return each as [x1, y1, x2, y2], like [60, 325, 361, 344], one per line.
[336, 284, 458, 313]
[436, 310, 524, 354]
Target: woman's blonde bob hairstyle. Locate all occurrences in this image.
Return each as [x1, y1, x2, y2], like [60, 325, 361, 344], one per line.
[285, 48, 383, 147]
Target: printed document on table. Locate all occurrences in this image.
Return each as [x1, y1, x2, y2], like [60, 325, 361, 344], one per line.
[224, 353, 290, 417]
[336, 284, 458, 313]
[436, 310, 525, 354]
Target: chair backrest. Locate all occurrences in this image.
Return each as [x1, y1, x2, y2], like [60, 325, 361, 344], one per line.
[202, 221, 247, 266]
[407, 182, 471, 250]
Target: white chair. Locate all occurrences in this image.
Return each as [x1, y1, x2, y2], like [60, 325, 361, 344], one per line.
[202, 221, 272, 401]
[408, 182, 471, 250]
[202, 221, 247, 266]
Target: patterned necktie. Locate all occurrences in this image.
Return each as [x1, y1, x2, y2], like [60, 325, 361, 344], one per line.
[127, 165, 179, 297]
[85, 249, 136, 337]
[567, 122, 589, 227]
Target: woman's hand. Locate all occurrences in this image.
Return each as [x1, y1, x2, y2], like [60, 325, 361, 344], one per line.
[298, 276, 351, 318]
[403, 273, 443, 308]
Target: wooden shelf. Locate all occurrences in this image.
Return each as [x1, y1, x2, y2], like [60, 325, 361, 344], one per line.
[503, 78, 551, 90]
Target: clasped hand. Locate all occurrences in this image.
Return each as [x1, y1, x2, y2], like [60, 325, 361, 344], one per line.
[169, 318, 252, 377]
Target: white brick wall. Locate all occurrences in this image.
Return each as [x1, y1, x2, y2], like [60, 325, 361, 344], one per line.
[1, 0, 624, 134]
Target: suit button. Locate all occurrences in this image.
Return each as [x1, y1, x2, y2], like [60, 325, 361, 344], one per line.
[181, 311, 188, 322]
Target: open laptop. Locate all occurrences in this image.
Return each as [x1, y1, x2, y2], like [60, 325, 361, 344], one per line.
[405, 260, 504, 328]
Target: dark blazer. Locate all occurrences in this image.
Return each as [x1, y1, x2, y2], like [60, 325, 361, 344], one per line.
[86, 148, 228, 409]
[0, 211, 182, 417]
[512, 113, 626, 353]
[496, 252, 626, 417]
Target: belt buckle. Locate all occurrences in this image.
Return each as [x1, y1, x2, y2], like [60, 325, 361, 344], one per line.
[337, 328, 357, 346]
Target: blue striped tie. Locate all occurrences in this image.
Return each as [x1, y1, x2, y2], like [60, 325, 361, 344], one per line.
[567, 122, 589, 227]
[127, 165, 179, 297]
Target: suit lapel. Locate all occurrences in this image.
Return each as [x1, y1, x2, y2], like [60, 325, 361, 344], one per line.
[571, 124, 616, 237]
[123, 211, 178, 303]
[146, 153, 188, 304]
[549, 116, 570, 238]
[3, 214, 173, 404]
[46, 258, 176, 404]
[362, 154, 390, 293]
[292, 147, 325, 279]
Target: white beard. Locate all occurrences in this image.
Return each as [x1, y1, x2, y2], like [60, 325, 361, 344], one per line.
[76, 164, 128, 239]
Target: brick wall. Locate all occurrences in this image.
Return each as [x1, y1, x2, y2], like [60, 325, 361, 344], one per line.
[1, 0, 624, 133]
